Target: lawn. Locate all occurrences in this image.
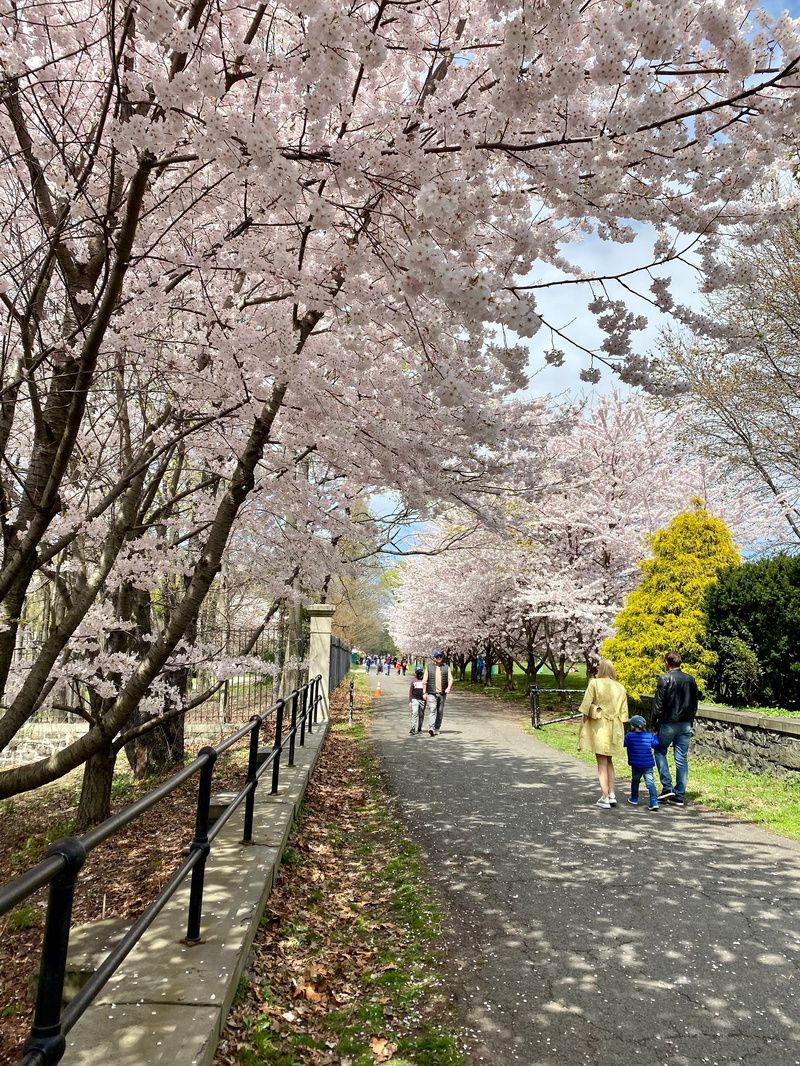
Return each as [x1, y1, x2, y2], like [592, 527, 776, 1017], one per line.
[525, 718, 800, 841]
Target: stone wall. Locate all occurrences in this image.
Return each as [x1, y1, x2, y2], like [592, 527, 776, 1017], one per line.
[0, 720, 236, 767]
[693, 705, 800, 779]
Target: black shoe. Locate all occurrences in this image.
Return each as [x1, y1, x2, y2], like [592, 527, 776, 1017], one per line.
[429, 728, 435, 736]
[409, 728, 416, 735]
[659, 789, 676, 801]
[670, 796, 686, 806]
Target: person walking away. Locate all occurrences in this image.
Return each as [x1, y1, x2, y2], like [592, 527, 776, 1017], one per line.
[408, 668, 426, 734]
[578, 658, 628, 808]
[423, 650, 452, 736]
[623, 715, 660, 810]
[652, 651, 698, 806]
[365, 656, 372, 674]
[384, 658, 390, 676]
[401, 658, 408, 676]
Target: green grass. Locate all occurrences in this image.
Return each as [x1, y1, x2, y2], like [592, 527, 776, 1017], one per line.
[738, 705, 800, 719]
[7, 904, 37, 931]
[526, 720, 800, 840]
[456, 664, 587, 705]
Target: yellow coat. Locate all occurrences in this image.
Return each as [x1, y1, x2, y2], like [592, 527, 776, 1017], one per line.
[577, 677, 628, 757]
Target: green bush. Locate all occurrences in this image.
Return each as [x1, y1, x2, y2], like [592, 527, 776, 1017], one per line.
[706, 554, 800, 710]
[713, 636, 760, 706]
[602, 502, 739, 698]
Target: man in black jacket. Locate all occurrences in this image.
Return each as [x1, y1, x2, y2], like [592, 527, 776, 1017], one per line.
[652, 651, 699, 806]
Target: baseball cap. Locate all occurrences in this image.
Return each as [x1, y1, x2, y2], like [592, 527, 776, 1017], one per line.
[432, 649, 443, 658]
[627, 714, 647, 728]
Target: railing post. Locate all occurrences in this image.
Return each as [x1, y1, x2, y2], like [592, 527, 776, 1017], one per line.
[270, 699, 285, 795]
[23, 837, 86, 1066]
[313, 675, 321, 725]
[288, 690, 299, 766]
[348, 679, 354, 725]
[185, 747, 217, 944]
[299, 684, 307, 747]
[530, 685, 540, 729]
[242, 716, 263, 844]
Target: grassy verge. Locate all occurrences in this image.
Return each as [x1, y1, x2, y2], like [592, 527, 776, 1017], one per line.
[455, 667, 586, 706]
[215, 672, 463, 1066]
[525, 718, 800, 840]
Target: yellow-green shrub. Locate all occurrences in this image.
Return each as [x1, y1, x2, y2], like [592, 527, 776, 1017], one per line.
[602, 503, 739, 698]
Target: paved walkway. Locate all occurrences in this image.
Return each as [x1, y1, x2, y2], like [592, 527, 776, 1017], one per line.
[367, 670, 800, 1066]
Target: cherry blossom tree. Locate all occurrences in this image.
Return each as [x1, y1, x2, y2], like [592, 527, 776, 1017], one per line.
[1, 0, 799, 817]
[388, 394, 778, 683]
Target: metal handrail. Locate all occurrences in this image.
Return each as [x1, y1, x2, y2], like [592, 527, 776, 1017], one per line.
[1, 674, 324, 1066]
[529, 684, 585, 729]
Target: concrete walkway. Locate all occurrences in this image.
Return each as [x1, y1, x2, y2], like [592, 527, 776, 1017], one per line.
[64, 724, 328, 1066]
[368, 670, 800, 1066]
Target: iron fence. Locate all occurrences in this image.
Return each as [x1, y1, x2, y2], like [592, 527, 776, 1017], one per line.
[5, 625, 300, 729]
[329, 636, 351, 693]
[0, 675, 324, 1066]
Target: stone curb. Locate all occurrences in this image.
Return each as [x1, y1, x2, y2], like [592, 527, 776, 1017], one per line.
[63, 722, 330, 1066]
[697, 703, 800, 736]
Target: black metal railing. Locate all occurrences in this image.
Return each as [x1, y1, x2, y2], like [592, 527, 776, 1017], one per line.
[0, 675, 325, 1066]
[329, 636, 351, 693]
[530, 685, 654, 728]
[529, 685, 585, 729]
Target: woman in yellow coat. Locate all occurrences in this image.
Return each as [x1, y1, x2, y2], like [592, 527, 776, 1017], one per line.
[577, 658, 628, 809]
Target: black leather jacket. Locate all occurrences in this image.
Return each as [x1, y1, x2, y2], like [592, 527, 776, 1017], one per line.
[652, 668, 699, 728]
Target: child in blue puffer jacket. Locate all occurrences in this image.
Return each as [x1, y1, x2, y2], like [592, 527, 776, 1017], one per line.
[624, 715, 660, 810]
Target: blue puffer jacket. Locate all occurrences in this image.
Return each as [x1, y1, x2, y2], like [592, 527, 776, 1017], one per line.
[623, 730, 657, 769]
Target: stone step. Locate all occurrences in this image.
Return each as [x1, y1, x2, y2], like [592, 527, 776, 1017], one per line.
[29, 917, 129, 1005]
[208, 791, 239, 824]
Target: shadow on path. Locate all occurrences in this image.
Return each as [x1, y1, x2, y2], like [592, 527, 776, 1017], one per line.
[368, 672, 800, 1066]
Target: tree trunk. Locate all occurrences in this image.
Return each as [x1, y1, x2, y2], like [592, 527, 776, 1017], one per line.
[484, 647, 495, 687]
[75, 740, 117, 830]
[501, 654, 516, 691]
[125, 714, 184, 780]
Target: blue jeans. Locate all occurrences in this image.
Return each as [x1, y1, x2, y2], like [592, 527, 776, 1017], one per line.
[630, 767, 658, 807]
[655, 723, 692, 799]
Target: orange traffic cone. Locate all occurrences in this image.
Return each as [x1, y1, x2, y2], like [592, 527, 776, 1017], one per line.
[373, 677, 382, 698]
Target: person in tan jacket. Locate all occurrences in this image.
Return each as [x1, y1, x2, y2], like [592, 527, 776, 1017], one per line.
[577, 658, 628, 809]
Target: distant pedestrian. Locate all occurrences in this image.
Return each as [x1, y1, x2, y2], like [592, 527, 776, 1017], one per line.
[475, 656, 484, 683]
[423, 650, 452, 736]
[408, 668, 426, 734]
[578, 658, 628, 809]
[623, 715, 660, 811]
[652, 651, 698, 806]
[384, 658, 390, 675]
[401, 658, 408, 675]
[365, 656, 372, 674]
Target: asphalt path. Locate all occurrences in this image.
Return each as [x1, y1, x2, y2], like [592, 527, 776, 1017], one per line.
[367, 668, 800, 1066]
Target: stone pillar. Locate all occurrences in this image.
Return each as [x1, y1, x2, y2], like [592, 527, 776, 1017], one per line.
[308, 604, 336, 717]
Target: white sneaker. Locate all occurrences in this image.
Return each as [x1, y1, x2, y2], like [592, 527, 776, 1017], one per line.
[608, 793, 617, 807]
[595, 796, 612, 809]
